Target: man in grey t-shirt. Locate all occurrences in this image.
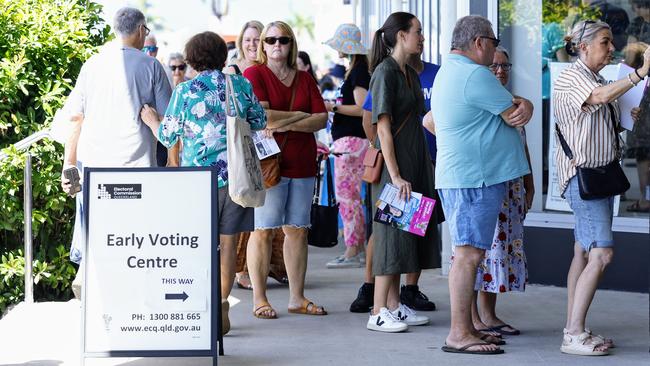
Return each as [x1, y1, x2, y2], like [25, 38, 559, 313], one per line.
[61, 7, 172, 270]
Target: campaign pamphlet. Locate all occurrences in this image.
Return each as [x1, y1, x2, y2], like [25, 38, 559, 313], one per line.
[252, 131, 281, 159]
[617, 63, 647, 131]
[373, 183, 436, 237]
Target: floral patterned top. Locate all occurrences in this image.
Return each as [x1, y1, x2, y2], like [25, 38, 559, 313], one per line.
[159, 70, 266, 187]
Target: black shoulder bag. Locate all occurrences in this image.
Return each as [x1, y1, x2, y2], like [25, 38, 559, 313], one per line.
[308, 155, 339, 248]
[555, 103, 630, 200]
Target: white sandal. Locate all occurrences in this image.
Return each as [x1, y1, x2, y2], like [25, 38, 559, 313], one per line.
[560, 332, 609, 356]
[585, 328, 615, 348]
[563, 328, 615, 348]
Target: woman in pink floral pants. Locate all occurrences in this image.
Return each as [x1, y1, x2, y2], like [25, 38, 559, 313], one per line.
[323, 23, 370, 268]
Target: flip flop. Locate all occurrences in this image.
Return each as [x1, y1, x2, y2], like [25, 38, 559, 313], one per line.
[442, 342, 504, 355]
[477, 328, 503, 338]
[480, 334, 506, 346]
[253, 302, 277, 319]
[288, 299, 327, 316]
[626, 200, 650, 213]
[489, 324, 521, 336]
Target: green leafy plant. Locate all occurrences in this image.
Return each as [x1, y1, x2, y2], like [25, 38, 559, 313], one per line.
[0, 0, 111, 316]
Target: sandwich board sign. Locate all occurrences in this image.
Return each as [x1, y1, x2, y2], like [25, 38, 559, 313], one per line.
[81, 167, 221, 365]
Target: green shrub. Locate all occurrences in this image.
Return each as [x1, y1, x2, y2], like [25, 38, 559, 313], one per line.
[0, 0, 111, 315]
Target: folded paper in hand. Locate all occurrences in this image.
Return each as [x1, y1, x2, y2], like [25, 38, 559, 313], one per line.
[373, 183, 436, 237]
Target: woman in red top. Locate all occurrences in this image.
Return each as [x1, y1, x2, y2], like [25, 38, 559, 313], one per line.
[244, 21, 328, 319]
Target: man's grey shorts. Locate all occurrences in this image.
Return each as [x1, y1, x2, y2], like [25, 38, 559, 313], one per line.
[219, 187, 254, 235]
[438, 182, 507, 251]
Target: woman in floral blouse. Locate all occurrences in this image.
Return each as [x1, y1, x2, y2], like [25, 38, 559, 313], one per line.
[141, 31, 266, 335]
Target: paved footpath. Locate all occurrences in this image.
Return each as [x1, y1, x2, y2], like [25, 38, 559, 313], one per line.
[0, 245, 648, 366]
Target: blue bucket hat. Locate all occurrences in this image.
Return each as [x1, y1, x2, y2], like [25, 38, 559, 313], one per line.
[323, 23, 367, 55]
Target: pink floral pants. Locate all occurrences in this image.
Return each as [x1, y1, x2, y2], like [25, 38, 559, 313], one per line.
[332, 136, 368, 247]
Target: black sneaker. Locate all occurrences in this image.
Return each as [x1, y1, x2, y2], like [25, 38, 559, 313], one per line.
[350, 283, 374, 313]
[400, 284, 436, 311]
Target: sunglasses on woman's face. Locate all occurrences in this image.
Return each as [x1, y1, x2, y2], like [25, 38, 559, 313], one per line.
[170, 64, 186, 71]
[264, 36, 292, 45]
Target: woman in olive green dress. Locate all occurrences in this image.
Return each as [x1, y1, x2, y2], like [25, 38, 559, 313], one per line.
[366, 12, 440, 333]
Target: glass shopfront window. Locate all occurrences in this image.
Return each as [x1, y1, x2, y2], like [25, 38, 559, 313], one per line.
[499, 0, 650, 221]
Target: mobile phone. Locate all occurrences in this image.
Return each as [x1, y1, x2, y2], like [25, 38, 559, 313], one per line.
[63, 167, 81, 196]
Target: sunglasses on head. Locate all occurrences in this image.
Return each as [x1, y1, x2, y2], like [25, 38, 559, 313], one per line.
[264, 36, 292, 45]
[170, 64, 186, 71]
[142, 45, 158, 53]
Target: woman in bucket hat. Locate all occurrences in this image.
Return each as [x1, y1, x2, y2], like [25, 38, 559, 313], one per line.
[322, 23, 371, 269]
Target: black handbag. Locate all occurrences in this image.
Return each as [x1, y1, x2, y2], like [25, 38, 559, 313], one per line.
[555, 103, 630, 200]
[308, 155, 339, 248]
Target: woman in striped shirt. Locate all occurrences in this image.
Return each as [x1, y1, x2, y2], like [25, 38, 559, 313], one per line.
[553, 20, 650, 356]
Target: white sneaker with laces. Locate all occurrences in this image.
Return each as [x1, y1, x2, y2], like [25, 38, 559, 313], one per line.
[326, 253, 364, 268]
[390, 303, 429, 326]
[367, 307, 408, 333]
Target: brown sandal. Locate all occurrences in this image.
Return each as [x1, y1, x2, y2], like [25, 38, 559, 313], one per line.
[253, 302, 277, 319]
[288, 299, 327, 316]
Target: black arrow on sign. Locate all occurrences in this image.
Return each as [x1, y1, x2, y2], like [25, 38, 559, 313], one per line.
[165, 291, 189, 302]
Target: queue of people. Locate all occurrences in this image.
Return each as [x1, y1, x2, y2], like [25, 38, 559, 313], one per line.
[60, 6, 649, 358]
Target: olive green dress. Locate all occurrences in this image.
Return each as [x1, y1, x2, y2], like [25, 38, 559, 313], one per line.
[370, 57, 441, 276]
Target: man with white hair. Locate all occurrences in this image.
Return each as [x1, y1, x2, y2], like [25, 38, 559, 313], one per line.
[431, 15, 533, 355]
[143, 33, 159, 58]
[61, 7, 172, 272]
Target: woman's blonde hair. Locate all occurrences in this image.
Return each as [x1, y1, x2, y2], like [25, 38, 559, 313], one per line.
[236, 20, 263, 62]
[257, 21, 298, 69]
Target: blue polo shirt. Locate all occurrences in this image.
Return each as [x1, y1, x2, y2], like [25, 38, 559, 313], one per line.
[431, 54, 529, 189]
[362, 61, 440, 161]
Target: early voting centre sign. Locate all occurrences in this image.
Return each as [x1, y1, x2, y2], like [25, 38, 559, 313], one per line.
[81, 167, 220, 364]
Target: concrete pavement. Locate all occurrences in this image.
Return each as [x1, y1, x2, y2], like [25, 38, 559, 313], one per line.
[0, 244, 648, 365]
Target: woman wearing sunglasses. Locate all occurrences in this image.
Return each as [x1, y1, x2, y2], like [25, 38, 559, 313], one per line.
[554, 19, 650, 356]
[168, 52, 188, 87]
[243, 21, 328, 319]
[228, 20, 291, 293]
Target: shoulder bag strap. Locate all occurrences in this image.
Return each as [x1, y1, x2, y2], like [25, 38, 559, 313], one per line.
[225, 75, 241, 117]
[288, 71, 299, 112]
[230, 64, 242, 75]
[325, 157, 336, 206]
[312, 154, 323, 204]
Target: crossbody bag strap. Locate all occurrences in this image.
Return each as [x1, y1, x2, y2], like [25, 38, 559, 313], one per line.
[555, 123, 574, 160]
[606, 103, 621, 155]
[370, 110, 413, 147]
[556, 103, 622, 162]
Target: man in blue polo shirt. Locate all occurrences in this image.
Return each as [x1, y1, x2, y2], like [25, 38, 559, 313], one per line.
[431, 15, 532, 355]
[348, 53, 440, 314]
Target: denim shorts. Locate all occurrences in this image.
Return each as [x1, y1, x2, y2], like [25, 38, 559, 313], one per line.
[254, 177, 315, 229]
[438, 182, 507, 251]
[564, 176, 614, 252]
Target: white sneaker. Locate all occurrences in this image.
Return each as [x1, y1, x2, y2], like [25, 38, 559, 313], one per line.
[326, 253, 364, 268]
[390, 303, 429, 326]
[367, 307, 408, 333]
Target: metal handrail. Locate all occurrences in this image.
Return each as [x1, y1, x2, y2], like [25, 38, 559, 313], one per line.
[0, 129, 50, 161]
[0, 128, 52, 304]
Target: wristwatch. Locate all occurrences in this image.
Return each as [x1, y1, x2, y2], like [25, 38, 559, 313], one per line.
[332, 105, 338, 113]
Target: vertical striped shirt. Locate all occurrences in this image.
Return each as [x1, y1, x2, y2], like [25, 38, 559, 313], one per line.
[552, 59, 622, 194]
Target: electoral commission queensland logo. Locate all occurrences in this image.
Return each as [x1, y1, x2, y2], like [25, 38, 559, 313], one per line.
[97, 184, 142, 200]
